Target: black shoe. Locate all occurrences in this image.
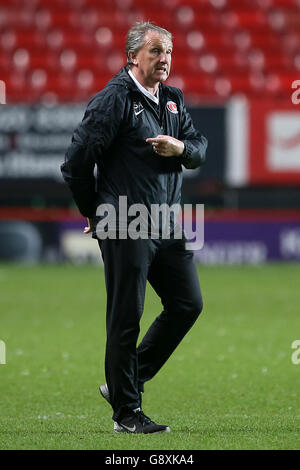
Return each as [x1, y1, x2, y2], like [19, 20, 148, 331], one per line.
[114, 408, 170, 434]
[99, 384, 142, 408]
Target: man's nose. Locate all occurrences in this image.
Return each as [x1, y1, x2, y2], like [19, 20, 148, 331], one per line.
[159, 53, 168, 63]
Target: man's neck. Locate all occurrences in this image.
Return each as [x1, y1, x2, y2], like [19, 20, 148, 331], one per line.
[128, 69, 159, 105]
[129, 68, 159, 96]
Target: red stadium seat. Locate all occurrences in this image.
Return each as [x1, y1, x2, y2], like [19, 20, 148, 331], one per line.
[226, 72, 254, 95]
[220, 9, 269, 30]
[270, 0, 299, 7]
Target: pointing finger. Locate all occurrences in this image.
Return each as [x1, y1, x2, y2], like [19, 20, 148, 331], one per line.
[146, 135, 165, 143]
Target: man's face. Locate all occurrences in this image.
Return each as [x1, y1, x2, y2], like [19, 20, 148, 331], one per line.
[130, 31, 173, 87]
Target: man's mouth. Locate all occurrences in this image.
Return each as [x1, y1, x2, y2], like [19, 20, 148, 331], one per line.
[156, 67, 167, 72]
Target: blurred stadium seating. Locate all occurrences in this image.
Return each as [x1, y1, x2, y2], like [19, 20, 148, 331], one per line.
[0, 0, 300, 103]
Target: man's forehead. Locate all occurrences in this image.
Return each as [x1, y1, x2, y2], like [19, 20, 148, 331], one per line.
[143, 31, 173, 49]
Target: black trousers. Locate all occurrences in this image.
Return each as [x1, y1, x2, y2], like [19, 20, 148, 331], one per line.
[98, 236, 203, 422]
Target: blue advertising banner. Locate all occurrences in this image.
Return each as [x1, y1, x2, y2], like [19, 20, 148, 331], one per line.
[194, 220, 300, 264]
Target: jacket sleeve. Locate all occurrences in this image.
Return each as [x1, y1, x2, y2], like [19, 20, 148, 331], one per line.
[178, 90, 208, 170]
[61, 87, 125, 217]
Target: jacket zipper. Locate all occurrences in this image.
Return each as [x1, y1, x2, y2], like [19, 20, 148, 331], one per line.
[137, 91, 171, 203]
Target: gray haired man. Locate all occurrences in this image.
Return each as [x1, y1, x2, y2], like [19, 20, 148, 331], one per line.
[61, 22, 208, 434]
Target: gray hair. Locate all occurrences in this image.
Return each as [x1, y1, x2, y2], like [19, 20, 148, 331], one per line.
[126, 22, 173, 68]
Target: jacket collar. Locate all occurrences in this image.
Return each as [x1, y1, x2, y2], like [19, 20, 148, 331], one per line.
[110, 67, 170, 99]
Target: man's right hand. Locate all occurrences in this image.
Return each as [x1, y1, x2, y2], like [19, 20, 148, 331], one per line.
[146, 135, 185, 157]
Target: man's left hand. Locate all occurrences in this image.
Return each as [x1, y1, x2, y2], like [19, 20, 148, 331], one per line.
[146, 135, 184, 157]
[84, 218, 93, 234]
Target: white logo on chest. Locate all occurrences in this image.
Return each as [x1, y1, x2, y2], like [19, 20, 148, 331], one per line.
[134, 102, 144, 116]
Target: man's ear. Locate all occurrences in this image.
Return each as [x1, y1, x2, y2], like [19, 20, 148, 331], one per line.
[128, 52, 138, 65]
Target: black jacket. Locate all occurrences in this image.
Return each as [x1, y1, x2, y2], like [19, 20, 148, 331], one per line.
[61, 67, 208, 233]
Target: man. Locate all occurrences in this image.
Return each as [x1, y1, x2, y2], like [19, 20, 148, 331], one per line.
[61, 22, 208, 434]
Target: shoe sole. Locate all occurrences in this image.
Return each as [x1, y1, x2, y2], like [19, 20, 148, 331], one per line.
[99, 385, 111, 405]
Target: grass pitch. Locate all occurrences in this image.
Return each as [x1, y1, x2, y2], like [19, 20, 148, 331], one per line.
[0, 263, 299, 450]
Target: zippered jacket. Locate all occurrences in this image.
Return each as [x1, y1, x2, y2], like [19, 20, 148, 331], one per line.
[61, 67, 208, 235]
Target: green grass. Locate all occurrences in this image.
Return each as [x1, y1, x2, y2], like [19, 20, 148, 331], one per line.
[0, 263, 300, 450]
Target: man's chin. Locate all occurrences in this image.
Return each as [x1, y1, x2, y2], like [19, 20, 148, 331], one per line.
[156, 72, 169, 82]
